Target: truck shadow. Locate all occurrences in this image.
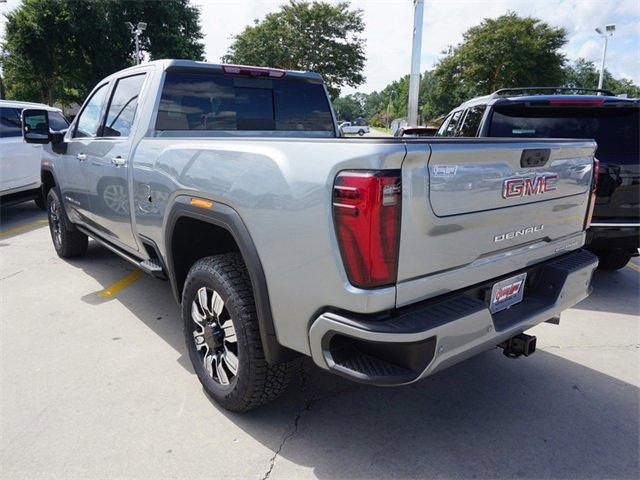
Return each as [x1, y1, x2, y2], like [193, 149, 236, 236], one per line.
[573, 265, 640, 316]
[0, 201, 47, 237]
[63, 243, 638, 479]
[227, 352, 639, 479]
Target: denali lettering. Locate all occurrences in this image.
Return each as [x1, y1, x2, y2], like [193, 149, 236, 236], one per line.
[494, 225, 544, 242]
[502, 175, 558, 199]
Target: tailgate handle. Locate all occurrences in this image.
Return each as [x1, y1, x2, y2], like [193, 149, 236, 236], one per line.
[520, 149, 550, 168]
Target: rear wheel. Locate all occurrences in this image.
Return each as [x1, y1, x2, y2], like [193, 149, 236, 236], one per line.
[182, 254, 293, 412]
[596, 249, 631, 271]
[358, 129, 365, 136]
[46, 188, 88, 258]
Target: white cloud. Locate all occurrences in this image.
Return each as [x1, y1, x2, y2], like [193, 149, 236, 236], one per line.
[577, 40, 601, 63]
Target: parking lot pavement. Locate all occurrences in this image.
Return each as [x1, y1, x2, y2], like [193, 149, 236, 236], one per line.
[1, 204, 638, 480]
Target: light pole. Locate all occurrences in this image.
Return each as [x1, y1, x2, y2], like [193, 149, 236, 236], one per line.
[595, 24, 615, 93]
[407, 0, 424, 126]
[125, 21, 147, 65]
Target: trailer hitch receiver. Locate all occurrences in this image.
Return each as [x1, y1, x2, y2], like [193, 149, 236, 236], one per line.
[500, 333, 537, 358]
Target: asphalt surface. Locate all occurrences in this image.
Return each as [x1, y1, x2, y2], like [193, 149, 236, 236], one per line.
[1, 201, 639, 480]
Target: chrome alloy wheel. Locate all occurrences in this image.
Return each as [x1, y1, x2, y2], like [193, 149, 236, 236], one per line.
[49, 196, 62, 247]
[191, 287, 239, 385]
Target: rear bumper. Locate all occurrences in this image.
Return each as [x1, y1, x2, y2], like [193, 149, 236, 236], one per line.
[587, 223, 640, 251]
[308, 249, 598, 386]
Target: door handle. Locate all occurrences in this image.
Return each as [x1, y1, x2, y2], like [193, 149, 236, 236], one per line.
[76, 153, 87, 161]
[111, 156, 127, 167]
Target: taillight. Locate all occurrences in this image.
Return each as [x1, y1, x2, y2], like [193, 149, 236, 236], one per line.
[332, 170, 402, 288]
[585, 158, 600, 229]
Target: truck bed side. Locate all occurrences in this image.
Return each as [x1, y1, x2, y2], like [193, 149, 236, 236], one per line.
[131, 136, 595, 356]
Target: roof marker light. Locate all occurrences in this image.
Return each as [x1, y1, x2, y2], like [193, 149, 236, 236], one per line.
[222, 64, 286, 78]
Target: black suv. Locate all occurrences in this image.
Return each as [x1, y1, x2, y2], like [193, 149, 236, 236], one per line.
[437, 87, 639, 270]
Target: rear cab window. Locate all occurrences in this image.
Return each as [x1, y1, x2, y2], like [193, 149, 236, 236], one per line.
[488, 103, 640, 163]
[155, 70, 335, 136]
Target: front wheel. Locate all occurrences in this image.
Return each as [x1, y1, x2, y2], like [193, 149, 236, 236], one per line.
[358, 129, 365, 136]
[182, 254, 293, 412]
[47, 188, 88, 258]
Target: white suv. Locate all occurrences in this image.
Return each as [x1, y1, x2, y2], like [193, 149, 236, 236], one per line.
[0, 100, 69, 209]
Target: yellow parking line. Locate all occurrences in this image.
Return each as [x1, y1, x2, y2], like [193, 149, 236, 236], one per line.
[627, 262, 640, 273]
[0, 219, 48, 238]
[99, 269, 143, 297]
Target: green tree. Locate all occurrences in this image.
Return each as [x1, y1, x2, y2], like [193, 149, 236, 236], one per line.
[223, 1, 365, 98]
[332, 93, 366, 121]
[563, 58, 600, 90]
[1, 0, 204, 105]
[564, 59, 640, 97]
[1, 1, 71, 105]
[434, 13, 567, 109]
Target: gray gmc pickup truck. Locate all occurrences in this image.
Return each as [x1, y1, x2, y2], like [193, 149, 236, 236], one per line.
[22, 60, 599, 412]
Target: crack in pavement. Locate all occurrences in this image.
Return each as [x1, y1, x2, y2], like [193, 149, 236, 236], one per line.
[260, 401, 309, 480]
[260, 366, 354, 480]
[0, 270, 25, 281]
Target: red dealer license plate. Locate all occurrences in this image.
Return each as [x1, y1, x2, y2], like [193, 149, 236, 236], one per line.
[489, 273, 527, 314]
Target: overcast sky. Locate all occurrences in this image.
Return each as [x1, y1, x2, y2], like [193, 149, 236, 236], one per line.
[1, 0, 638, 94]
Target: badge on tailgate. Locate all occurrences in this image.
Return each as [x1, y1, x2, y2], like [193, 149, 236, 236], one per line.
[489, 273, 527, 314]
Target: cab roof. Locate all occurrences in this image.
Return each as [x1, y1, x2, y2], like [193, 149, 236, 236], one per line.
[0, 99, 63, 112]
[103, 59, 325, 83]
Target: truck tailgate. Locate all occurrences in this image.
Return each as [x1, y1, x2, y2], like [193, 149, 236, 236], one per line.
[397, 139, 596, 300]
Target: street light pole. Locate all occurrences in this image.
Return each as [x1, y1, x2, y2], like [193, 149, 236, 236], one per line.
[595, 24, 615, 93]
[407, 0, 424, 126]
[125, 21, 147, 65]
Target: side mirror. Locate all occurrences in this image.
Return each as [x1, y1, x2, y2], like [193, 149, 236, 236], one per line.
[22, 109, 51, 144]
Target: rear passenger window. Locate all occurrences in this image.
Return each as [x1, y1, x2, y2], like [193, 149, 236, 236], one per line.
[458, 105, 486, 137]
[156, 71, 334, 133]
[0, 108, 22, 138]
[103, 74, 146, 137]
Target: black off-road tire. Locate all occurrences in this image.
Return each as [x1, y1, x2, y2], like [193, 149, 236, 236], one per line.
[46, 188, 88, 258]
[182, 254, 293, 412]
[596, 249, 631, 271]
